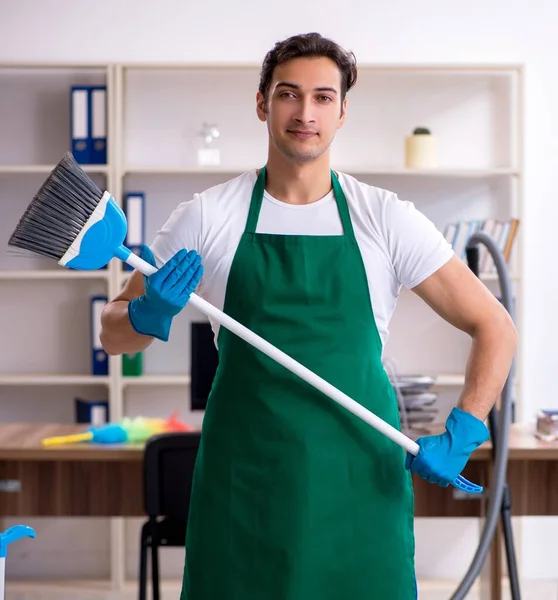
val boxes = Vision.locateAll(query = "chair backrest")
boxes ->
[143,431,201,521]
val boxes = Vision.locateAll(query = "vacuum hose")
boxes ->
[450,232,516,599]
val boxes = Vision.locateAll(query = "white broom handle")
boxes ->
[0,557,5,600]
[125,252,420,456]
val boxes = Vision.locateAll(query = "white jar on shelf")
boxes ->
[404,127,438,168]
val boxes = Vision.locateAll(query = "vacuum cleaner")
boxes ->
[449,232,521,600]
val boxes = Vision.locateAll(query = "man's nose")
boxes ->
[294,97,315,124]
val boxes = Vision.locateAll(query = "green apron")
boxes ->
[181,167,416,599]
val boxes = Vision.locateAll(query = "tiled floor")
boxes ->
[6,579,558,599]
[418,579,557,599]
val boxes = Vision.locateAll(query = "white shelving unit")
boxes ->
[121,166,520,176]
[0,165,109,174]
[0,375,110,385]
[0,270,109,280]
[0,60,523,598]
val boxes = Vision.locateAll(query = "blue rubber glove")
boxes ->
[128,245,203,342]
[405,407,490,487]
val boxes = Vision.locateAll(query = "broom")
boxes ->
[8,152,481,494]
[0,525,35,599]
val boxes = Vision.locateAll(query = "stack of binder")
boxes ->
[88,194,146,376]
[122,191,146,376]
[123,192,145,270]
[390,375,439,432]
[75,397,109,426]
[70,85,107,164]
[443,217,520,273]
[90,295,108,376]
[90,294,143,376]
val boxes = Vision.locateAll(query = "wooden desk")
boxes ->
[413,423,558,518]
[0,424,145,516]
[410,424,558,600]
[1,422,557,600]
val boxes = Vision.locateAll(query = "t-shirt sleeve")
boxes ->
[149,194,203,269]
[383,193,454,289]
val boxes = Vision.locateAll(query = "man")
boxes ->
[100,32,517,600]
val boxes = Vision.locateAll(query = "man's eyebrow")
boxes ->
[275,81,338,94]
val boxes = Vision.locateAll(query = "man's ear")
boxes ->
[256,91,267,122]
[338,98,347,129]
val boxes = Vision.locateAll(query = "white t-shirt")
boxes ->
[150,169,454,348]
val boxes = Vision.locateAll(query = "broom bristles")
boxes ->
[7,152,105,261]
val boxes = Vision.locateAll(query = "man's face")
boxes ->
[257,57,347,164]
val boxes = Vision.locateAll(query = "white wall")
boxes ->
[1,0,557,586]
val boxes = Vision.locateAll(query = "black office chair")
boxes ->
[139,431,200,600]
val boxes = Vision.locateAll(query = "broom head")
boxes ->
[8,152,128,270]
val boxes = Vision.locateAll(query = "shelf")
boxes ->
[480,272,519,281]
[128,373,518,389]
[347,168,520,177]
[432,374,519,387]
[0,270,109,280]
[119,272,516,287]
[123,166,519,177]
[0,375,110,385]
[0,269,513,284]
[122,374,191,386]
[123,165,253,175]
[433,374,465,386]
[0,62,109,70]
[0,164,109,174]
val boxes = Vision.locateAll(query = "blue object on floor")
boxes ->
[0,525,36,558]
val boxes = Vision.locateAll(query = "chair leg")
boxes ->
[152,540,161,600]
[139,522,149,600]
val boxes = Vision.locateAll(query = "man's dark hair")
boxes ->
[258,32,357,109]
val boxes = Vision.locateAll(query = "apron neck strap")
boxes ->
[245,166,355,238]
[245,166,267,233]
[330,169,356,239]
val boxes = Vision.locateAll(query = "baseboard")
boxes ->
[6,577,557,600]
[5,579,182,600]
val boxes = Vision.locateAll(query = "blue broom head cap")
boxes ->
[64,195,129,270]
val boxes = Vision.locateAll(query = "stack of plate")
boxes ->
[389,375,438,431]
